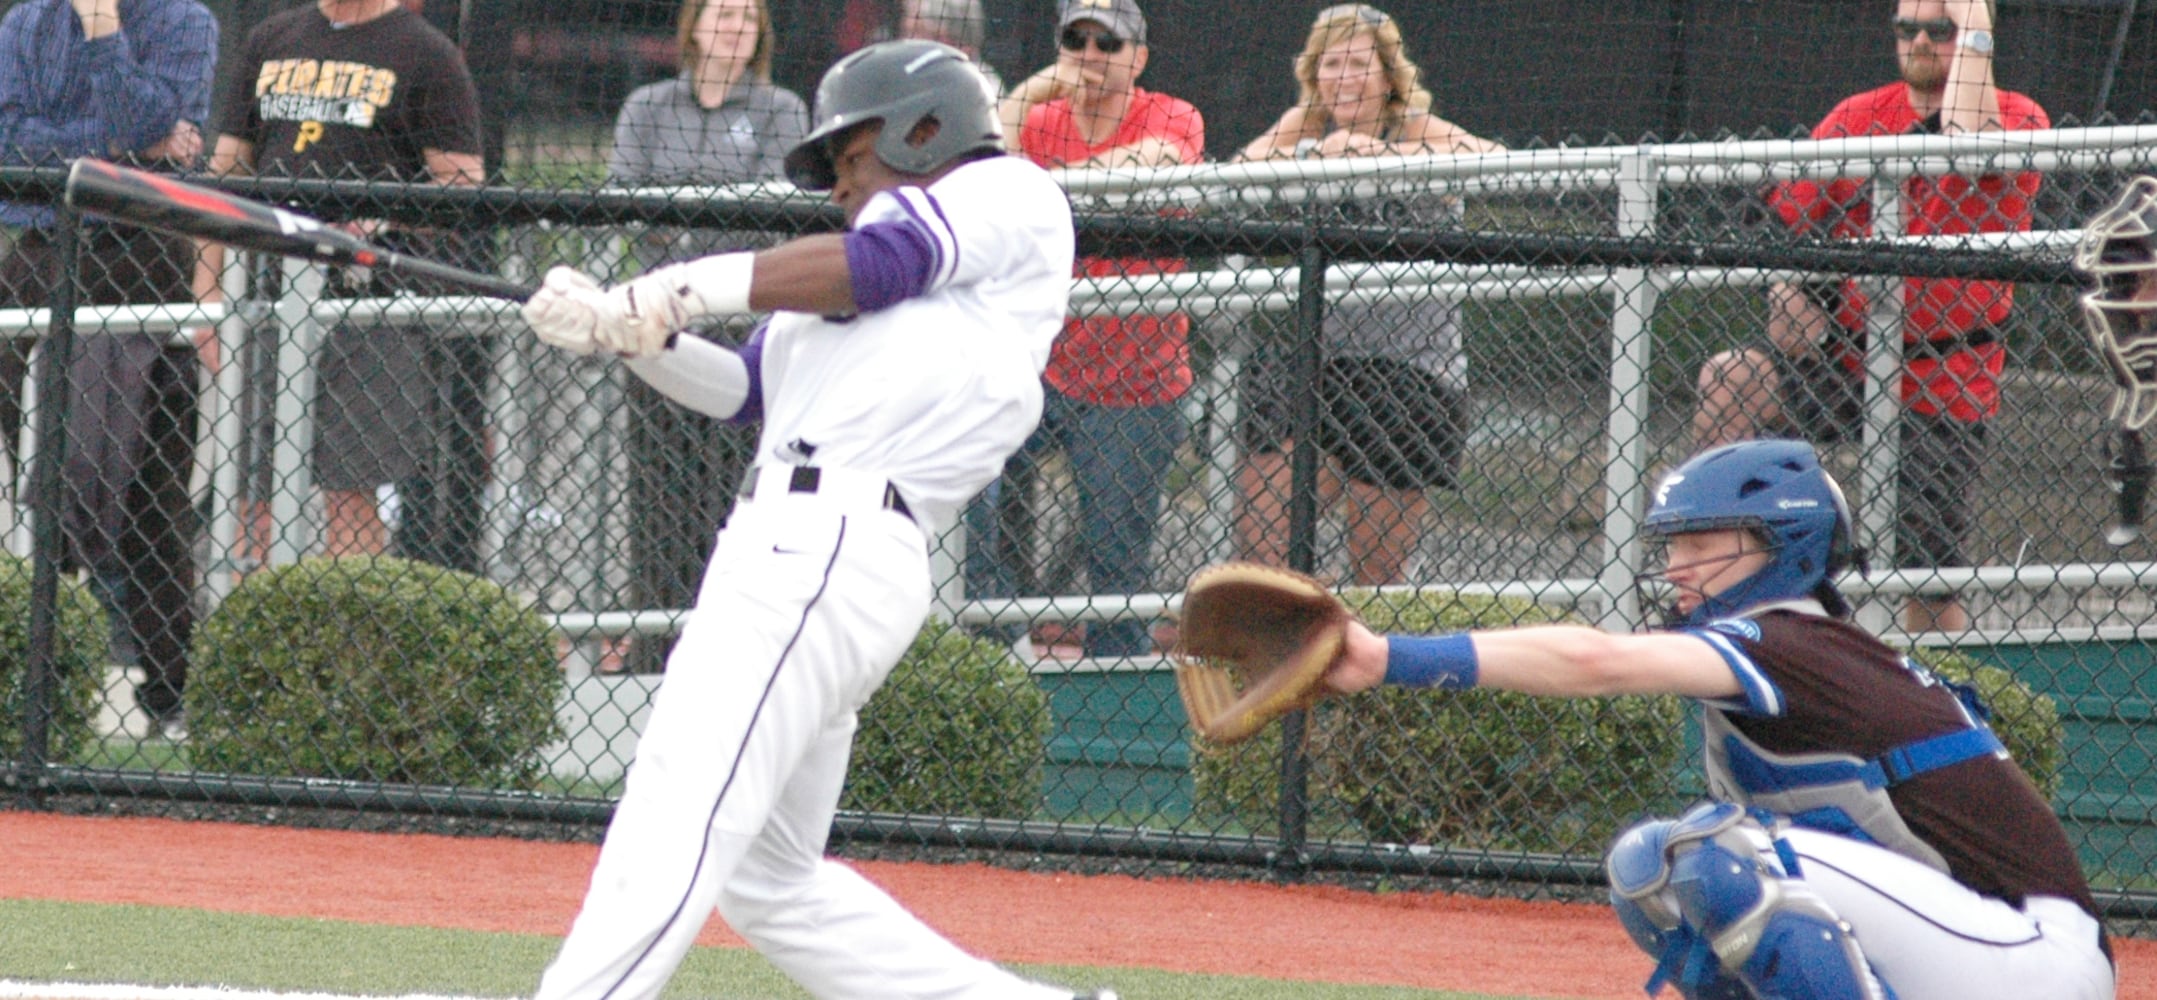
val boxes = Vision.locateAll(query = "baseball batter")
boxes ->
[519,40,1111,1000]
[1322,440,2112,999]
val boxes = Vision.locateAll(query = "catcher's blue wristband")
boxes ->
[1384,633,1479,690]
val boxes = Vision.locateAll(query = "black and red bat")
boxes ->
[63,157,536,301]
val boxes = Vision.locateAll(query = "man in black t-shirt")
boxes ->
[1320,439,2112,999]
[196,0,483,567]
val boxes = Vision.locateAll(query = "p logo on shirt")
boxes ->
[293,120,325,153]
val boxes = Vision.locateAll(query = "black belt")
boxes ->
[741,465,913,522]
[1904,326,2000,361]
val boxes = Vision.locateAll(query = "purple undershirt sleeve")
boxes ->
[728,322,768,425]
[842,220,937,313]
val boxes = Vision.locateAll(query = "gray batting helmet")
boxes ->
[783,39,1003,192]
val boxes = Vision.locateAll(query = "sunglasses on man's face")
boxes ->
[1891,17,1957,43]
[1059,26,1126,54]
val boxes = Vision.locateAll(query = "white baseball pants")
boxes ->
[535,480,1072,1000]
[1784,828,2114,1000]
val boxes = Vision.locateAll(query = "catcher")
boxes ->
[1176,438,2111,1000]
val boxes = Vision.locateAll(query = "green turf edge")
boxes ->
[0,898,1521,1000]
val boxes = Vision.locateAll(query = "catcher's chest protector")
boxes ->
[1700,709,1954,875]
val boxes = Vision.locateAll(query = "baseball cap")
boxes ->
[1058,0,1147,45]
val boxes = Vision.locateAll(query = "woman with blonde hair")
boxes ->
[1241,3,1498,161]
[1234,4,1501,586]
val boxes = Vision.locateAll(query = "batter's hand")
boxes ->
[521,266,608,356]
[596,254,757,358]
[591,273,672,359]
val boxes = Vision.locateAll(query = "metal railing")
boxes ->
[7,125,2152,643]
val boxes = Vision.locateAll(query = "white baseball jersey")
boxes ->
[750,154,1073,532]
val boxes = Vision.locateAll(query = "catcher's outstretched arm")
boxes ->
[1331,620,1745,702]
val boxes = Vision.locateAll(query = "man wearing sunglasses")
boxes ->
[966,0,1204,659]
[1691,0,2048,637]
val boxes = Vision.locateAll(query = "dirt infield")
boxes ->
[3,810,2150,999]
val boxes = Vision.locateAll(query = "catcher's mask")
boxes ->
[1638,439,1860,626]
[782,39,1003,191]
[2075,175,2157,432]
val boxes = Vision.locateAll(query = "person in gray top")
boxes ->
[609,0,808,260]
[606,0,807,672]
[1233,2,1500,586]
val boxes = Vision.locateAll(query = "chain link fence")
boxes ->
[6,125,2157,924]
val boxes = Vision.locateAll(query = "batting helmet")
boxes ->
[1642,439,1858,624]
[2075,175,2157,431]
[782,39,1003,191]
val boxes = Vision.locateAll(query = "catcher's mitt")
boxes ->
[1171,562,1353,745]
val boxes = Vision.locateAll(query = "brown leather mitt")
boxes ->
[1171,562,1352,745]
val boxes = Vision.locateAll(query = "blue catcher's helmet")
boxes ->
[1643,439,1859,625]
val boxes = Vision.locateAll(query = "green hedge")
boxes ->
[188,558,563,788]
[843,621,1048,818]
[0,554,106,762]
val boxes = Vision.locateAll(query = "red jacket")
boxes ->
[1766,82,2049,421]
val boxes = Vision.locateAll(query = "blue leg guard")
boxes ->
[1609,804,1892,1000]
[1608,817,1748,1000]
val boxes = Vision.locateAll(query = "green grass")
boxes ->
[0,898,1515,1000]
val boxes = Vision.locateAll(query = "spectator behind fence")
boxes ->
[1691,0,2047,634]
[0,0,216,740]
[896,0,1000,93]
[968,0,1201,658]
[606,0,806,672]
[1320,439,2111,999]
[196,0,484,564]
[1233,2,1500,586]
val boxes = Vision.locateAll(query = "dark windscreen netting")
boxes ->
[477,0,2157,174]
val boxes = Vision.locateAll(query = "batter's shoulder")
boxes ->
[930,155,1072,232]
[941,151,1054,191]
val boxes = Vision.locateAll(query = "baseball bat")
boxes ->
[63,157,536,301]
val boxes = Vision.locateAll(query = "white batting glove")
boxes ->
[520,266,607,357]
[598,271,692,359]
[596,253,757,359]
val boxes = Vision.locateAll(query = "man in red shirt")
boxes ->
[967,0,1203,657]
[1692,0,2047,634]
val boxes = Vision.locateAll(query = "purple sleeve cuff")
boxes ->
[728,322,768,425]
[843,220,936,313]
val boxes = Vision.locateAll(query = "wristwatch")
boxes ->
[1960,29,1995,55]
